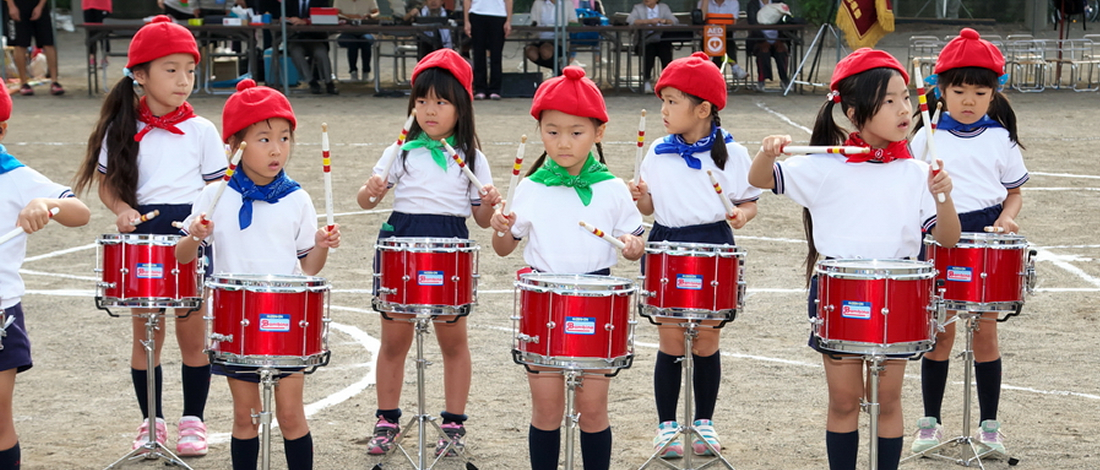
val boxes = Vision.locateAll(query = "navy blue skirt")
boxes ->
[0,304,33,373]
[378,211,469,239]
[133,204,193,235]
[959,204,1003,233]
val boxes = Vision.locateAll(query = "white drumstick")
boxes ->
[706,170,737,221]
[370,110,417,203]
[984,226,1005,233]
[0,207,59,246]
[633,109,646,186]
[129,209,160,226]
[913,67,946,204]
[782,145,870,155]
[579,221,625,249]
[442,139,486,193]
[931,101,942,132]
[498,135,526,237]
[196,142,246,241]
[321,123,335,231]
[171,221,184,229]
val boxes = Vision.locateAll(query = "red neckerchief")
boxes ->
[841,132,913,164]
[134,97,196,142]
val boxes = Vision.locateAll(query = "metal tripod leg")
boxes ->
[104,311,194,470]
[862,354,886,470]
[563,368,582,470]
[256,368,278,470]
[638,322,734,470]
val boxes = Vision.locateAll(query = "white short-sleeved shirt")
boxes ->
[642,137,761,228]
[509,178,644,273]
[909,122,1028,214]
[98,117,227,206]
[0,166,75,308]
[373,144,493,217]
[181,183,317,276]
[469,0,507,17]
[773,154,938,259]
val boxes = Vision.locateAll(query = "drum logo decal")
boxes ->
[564,317,596,335]
[676,274,704,290]
[417,271,445,286]
[259,314,292,332]
[946,266,973,282]
[841,301,872,319]
[135,263,164,279]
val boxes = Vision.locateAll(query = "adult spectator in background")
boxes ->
[698,0,746,79]
[627,0,677,94]
[7,0,64,95]
[280,0,339,94]
[158,0,201,19]
[336,0,379,81]
[83,0,112,71]
[464,0,512,100]
[404,0,453,59]
[745,0,790,91]
[525,0,577,70]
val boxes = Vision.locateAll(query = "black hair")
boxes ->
[526,117,607,176]
[401,67,481,172]
[74,63,151,207]
[802,67,903,284]
[912,66,1023,149]
[227,119,297,151]
[680,91,728,170]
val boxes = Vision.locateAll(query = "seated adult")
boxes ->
[283,0,339,94]
[698,0,746,79]
[335,0,379,81]
[626,0,677,93]
[525,0,577,70]
[404,0,454,59]
[746,0,791,91]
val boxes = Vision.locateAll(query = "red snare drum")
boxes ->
[207,274,330,368]
[640,242,745,323]
[374,238,478,316]
[513,273,636,370]
[925,233,1034,312]
[814,259,937,355]
[96,234,203,309]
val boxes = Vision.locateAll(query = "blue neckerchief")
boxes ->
[937,112,1003,133]
[227,169,302,230]
[652,124,735,170]
[0,144,25,175]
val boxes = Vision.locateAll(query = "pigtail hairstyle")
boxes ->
[526,119,607,177]
[681,92,728,170]
[912,66,1023,149]
[401,67,481,172]
[74,66,149,208]
[802,67,902,284]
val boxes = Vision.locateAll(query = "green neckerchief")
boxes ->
[528,153,615,206]
[401,133,456,170]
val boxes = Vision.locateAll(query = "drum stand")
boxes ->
[639,321,734,470]
[901,311,1013,468]
[373,313,478,470]
[560,367,585,470]
[104,309,194,470]
[254,367,281,470]
[861,352,887,470]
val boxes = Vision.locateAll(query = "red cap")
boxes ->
[221,79,297,143]
[655,52,727,110]
[530,66,608,122]
[0,88,11,122]
[934,28,1005,75]
[830,48,909,91]
[126,15,200,69]
[411,48,473,99]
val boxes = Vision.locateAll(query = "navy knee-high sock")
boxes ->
[528,426,560,470]
[440,411,467,425]
[131,366,163,419]
[692,351,721,421]
[654,351,681,423]
[877,436,904,470]
[580,427,612,470]
[231,437,259,470]
[284,432,313,470]
[825,430,859,470]
[181,364,211,420]
[975,358,1002,422]
[920,358,950,422]
[0,442,20,470]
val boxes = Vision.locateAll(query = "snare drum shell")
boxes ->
[376,238,476,309]
[926,233,1027,305]
[209,278,326,360]
[516,275,633,363]
[99,234,201,302]
[816,260,934,349]
[643,243,741,313]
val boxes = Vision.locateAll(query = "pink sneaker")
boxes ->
[176,416,208,457]
[132,418,168,450]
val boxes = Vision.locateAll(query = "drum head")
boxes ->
[208,274,329,292]
[97,233,181,246]
[815,259,935,280]
[644,241,744,258]
[926,232,1028,249]
[375,237,477,252]
[517,273,634,294]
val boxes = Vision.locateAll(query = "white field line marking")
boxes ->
[1023,187,1100,192]
[19,270,98,282]
[1030,171,1100,180]
[1036,244,1100,249]
[754,101,814,135]
[1035,248,1100,288]
[24,243,96,262]
[24,289,96,296]
[206,317,379,445]
[318,209,394,218]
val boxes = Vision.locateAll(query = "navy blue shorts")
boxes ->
[212,363,304,383]
[959,204,1003,233]
[377,211,469,239]
[0,304,34,374]
[643,220,735,273]
[10,1,54,48]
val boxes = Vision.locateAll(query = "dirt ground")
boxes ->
[6,23,1099,469]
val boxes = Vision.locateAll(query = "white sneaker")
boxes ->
[653,421,683,459]
[349,70,359,82]
[977,420,1006,457]
[176,416,208,457]
[910,417,944,453]
[730,63,747,80]
[692,419,722,456]
[644,81,653,94]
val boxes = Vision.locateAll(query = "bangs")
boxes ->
[938,66,999,89]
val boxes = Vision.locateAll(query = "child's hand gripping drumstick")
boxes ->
[913,67,947,203]
[0,207,59,246]
[321,123,335,232]
[984,226,1006,233]
[706,170,738,223]
[196,142,246,240]
[579,221,626,249]
[633,110,646,195]
[369,110,417,203]
[441,139,487,194]
[129,209,160,226]
[780,146,871,155]
[498,135,526,237]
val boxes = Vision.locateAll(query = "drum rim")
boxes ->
[207,273,330,290]
[815,258,935,278]
[924,232,1028,248]
[644,241,745,256]
[375,237,478,251]
[97,233,182,245]
[512,350,634,371]
[516,273,635,292]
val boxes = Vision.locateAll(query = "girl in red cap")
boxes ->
[629,51,759,459]
[175,79,341,470]
[908,28,1027,457]
[73,15,226,457]
[357,48,501,457]
[747,48,961,470]
[490,66,645,470]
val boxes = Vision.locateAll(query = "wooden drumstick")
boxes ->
[129,209,160,226]
[171,221,184,229]
[498,135,526,237]
[984,226,1005,233]
[321,123,335,232]
[781,145,870,155]
[931,102,942,132]
[633,109,646,186]
[196,142,246,240]
[706,170,737,221]
[913,67,946,203]
[0,207,59,246]
[579,221,626,249]
[370,110,417,203]
[442,139,487,194]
